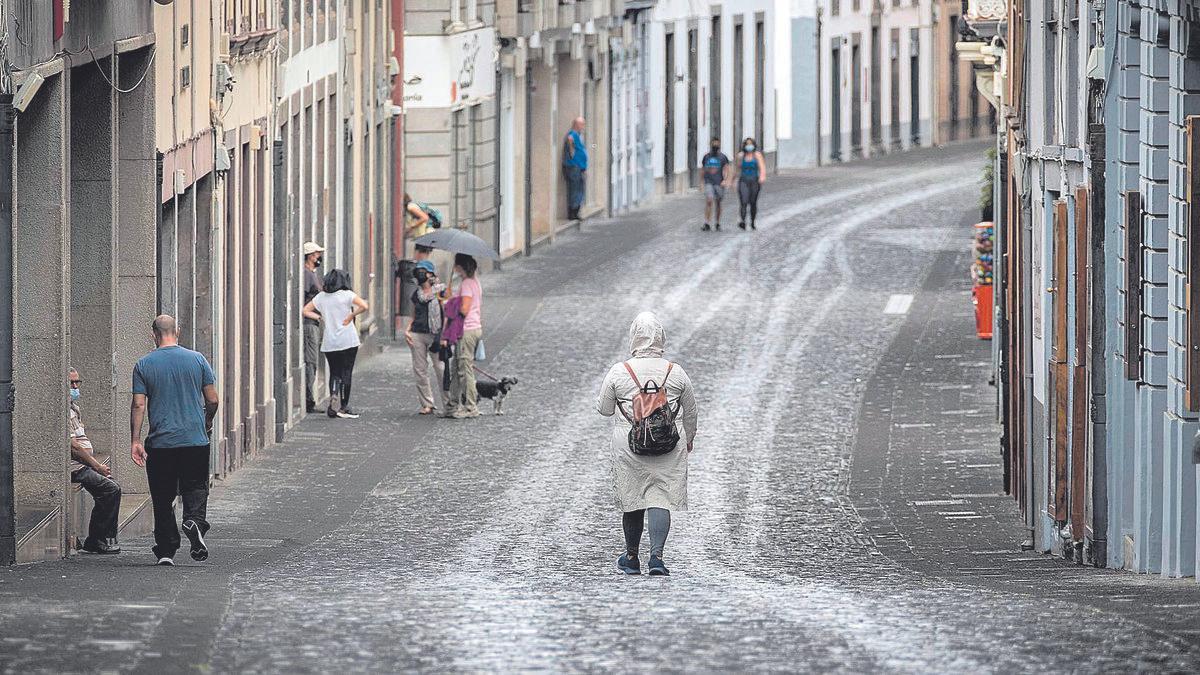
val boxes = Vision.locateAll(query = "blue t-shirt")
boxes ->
[132,345,216,448]
[563,130,588,170]
[701,151,730,185]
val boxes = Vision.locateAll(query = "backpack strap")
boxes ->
[622,362,642,389]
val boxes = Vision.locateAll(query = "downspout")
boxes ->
[493,59,502,268]
[605,45,613,217]
[390,0,405,333]
[272,139,287,442]
[523,58,533,258]
[0,94,14,565]
[1087,121,1108,566]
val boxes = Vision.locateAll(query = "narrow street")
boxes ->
[2,143,1197,673]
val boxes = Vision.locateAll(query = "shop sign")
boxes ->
[403,27,496,108]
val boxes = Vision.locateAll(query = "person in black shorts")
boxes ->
[700,138,731,231]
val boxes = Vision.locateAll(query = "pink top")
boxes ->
[459,276,483,331]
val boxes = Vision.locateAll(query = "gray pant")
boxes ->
[409,332,448,410]
[304,322,322,408]
[450,328,482,413]
[623,507,671,558]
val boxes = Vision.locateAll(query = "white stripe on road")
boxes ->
[883,294,914,315]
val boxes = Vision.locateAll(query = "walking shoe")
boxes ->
[439,408,459,418]
[452,408,481,419]
[617,553,641,575]
[648,556,670,576]
[737,221,746,230]
[156,557,175,566]
[306,403,318,413]
[182,519,208,561]
[750,221,756,230]
[81,538,120,554]
[714,223,721,231]
[336,406,361,419]
[701,223,711,231]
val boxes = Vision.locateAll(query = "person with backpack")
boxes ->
[596,311,698,576]
[404,193,443,241]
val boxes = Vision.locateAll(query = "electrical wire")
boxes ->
[87,41,156,94]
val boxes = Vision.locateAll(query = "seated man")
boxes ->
[68,368,121,554]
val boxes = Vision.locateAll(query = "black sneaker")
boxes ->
[182,519,208,561]
[701,223,711,231]
[156,557,175,566]
[714,223,721,231]
[337,406,361,419]
[81,538,120,554]
[306,402,317,413]
[617,553,641,575]
[737,221,746,230]
[648,556,670,576]
[750,221,756,230]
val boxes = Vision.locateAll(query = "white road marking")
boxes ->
[883,294,914,315]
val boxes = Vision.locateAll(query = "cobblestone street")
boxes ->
[2,142,1198,673]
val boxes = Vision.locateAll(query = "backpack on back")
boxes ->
[418,202,443,229]
[617,362,681,456]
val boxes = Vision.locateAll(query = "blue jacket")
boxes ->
[563,130,588,170]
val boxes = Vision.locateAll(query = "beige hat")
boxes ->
[302,241,325,256]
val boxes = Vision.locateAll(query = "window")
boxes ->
[1125,190,1143,380]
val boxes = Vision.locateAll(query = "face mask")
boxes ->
[711,144,720,152]
[744,144,755,152]
[70,388,80,401]
[314,257,323,267]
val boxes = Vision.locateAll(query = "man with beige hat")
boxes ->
[303,241,326,412]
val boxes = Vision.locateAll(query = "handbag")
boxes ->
[474,338,486,361]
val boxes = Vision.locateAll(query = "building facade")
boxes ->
[815,0,992,165]
[981,0,1200,578]
[0,2,158,563]
[777,0,821,168]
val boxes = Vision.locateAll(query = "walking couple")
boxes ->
[406,252,486,419]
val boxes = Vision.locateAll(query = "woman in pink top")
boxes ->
[446,253,484,419]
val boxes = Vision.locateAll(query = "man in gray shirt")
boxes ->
[303,241,325,413]
[130,315,219,566]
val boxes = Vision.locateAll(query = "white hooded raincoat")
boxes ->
[597,312,698,512]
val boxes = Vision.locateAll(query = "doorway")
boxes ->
[910,29,920,145]
[870,25,882,151]
[851,36,862,158]
[831,42,842,161]
[688,28,699,188]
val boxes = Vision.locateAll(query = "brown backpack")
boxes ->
[617,362,681,456]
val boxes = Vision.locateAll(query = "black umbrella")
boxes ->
[412,229,500,260]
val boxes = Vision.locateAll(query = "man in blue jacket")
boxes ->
[562,116,588,221]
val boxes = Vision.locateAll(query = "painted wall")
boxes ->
[776,0,819,168]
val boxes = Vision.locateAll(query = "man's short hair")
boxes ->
[152,315,178,338]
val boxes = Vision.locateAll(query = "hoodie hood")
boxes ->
[628,311,666,358]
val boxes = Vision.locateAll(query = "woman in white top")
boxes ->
[597,311,698,576]
[303,268,369,419]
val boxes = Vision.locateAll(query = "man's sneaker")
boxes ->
[156,557,175,566]
[648,556,670,576]
[617,553,641,575]
[182,519,208,561]
[737,221,746,230]
[701,223,711,232]
[81,538,120,554]
[336,406,361,419]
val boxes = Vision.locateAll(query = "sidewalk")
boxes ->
[848,219,1200,646]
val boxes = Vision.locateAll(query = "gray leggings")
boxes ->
[622,508,671,558]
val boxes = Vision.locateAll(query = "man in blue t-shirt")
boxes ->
[130,315,219,566]
[700,137,731,231]
[562,116,589,221]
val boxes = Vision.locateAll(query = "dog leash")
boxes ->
[472,364,502,383]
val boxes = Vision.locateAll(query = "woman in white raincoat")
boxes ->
[597,312,698,576]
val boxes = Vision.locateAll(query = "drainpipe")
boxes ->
[272,139,287,442]
[390,0,405,333]
[0,94,14,565]
[523,58,533,258]
[493,59,502,268]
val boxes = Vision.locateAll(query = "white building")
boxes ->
[634,0,776,195]
[775,0,820,168]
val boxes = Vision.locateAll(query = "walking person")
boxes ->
[304,268,368,419]
[735,137,767,230]
[68,368,122,554]
[405,261,448,415]
[562,116,588,221]
[700,137,732,231]
[597,312,698,576]
[446,253,483,419]
[129,315,219,566]
[302,241,325,413]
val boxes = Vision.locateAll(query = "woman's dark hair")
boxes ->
[454,253,478,278]
[323,268,354,293]
[742,137,757,148]
[403,192,412,206]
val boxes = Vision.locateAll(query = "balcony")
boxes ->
[961,0,1005,40]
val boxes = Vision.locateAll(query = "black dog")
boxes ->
[473,377,518,415]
